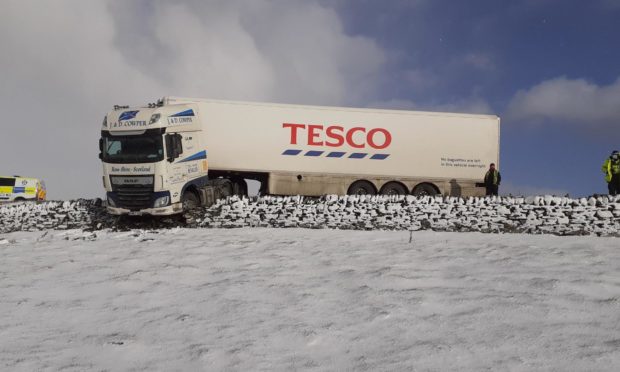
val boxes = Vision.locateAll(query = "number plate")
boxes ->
[110,176,154,186]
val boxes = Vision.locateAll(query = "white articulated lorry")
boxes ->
[100,97,500,216]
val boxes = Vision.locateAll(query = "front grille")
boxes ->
[110,176,155,210]
[112,184,154,210]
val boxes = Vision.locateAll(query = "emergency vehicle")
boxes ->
[0,176,46,203]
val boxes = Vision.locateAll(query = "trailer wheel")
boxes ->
[348,180,376,195]
[412,183,438,196]
[380,182,408,195]
[181,191,200,211]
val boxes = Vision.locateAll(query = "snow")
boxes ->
[1,228,619,371]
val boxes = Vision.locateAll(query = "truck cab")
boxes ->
[100,101,208,215]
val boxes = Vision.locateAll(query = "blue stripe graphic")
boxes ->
[177,150,207,163]
[327,152,346,158]
[13,187,25,193]
[170,109,195,117]
[370,154,390,160]
[119,110,139,121]
[282,149,302,155]
[282,149,389,159]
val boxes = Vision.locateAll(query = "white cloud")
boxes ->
[367,96,493,115]
[106,0,386,106]
[426,97,493,115]
[506,76,620,132]
[0,0,386,199]
[403,69,437,90]
[366,99,418,110]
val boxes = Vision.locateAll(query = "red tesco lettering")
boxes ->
[283,123,391,150]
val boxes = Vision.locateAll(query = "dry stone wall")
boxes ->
[2,195,619,237]
[196,195,620,236]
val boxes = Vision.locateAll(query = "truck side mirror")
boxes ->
[98,138,103,160]
[165,134,175,162]
[166,133,183,162]
[174,133,183,158]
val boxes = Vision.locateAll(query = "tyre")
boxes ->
[412,183,438,196]
[181,191,200,211]
[380,182,408,195]
[214,179,233,198]
[347,180,376,195]
[231,178,248,197]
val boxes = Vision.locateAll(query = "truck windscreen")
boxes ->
[101,132,164,164]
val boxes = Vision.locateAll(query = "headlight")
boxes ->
[107,196,116,207]
[153,196,170,208]
[149,113,161,125]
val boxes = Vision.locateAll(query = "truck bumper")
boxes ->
[106,191,182,216]
[106,202,183,216]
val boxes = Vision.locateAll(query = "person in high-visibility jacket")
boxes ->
[484,163,501,196]
[602,150,620,196]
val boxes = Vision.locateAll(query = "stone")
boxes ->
[596,210,614,219]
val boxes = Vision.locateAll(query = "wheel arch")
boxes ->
[180,175,209,198]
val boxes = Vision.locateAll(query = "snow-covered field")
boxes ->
[1,228,619,371]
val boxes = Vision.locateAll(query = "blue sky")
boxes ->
[1,0,619,198]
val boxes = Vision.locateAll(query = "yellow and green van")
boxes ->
[0,176,46,203]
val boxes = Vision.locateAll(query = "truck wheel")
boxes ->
[181,191,200,211]
[412,183,438,196]
[348,180,376,195]
[232,178,248,197]
[380,182,407,195]
[216,179,234,198]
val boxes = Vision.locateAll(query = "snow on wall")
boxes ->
[0,200,100,233]
[1,195,619,236]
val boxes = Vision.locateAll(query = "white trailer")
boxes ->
[100,97,499,215]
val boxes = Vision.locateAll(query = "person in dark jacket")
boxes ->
[484,163,501,196]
